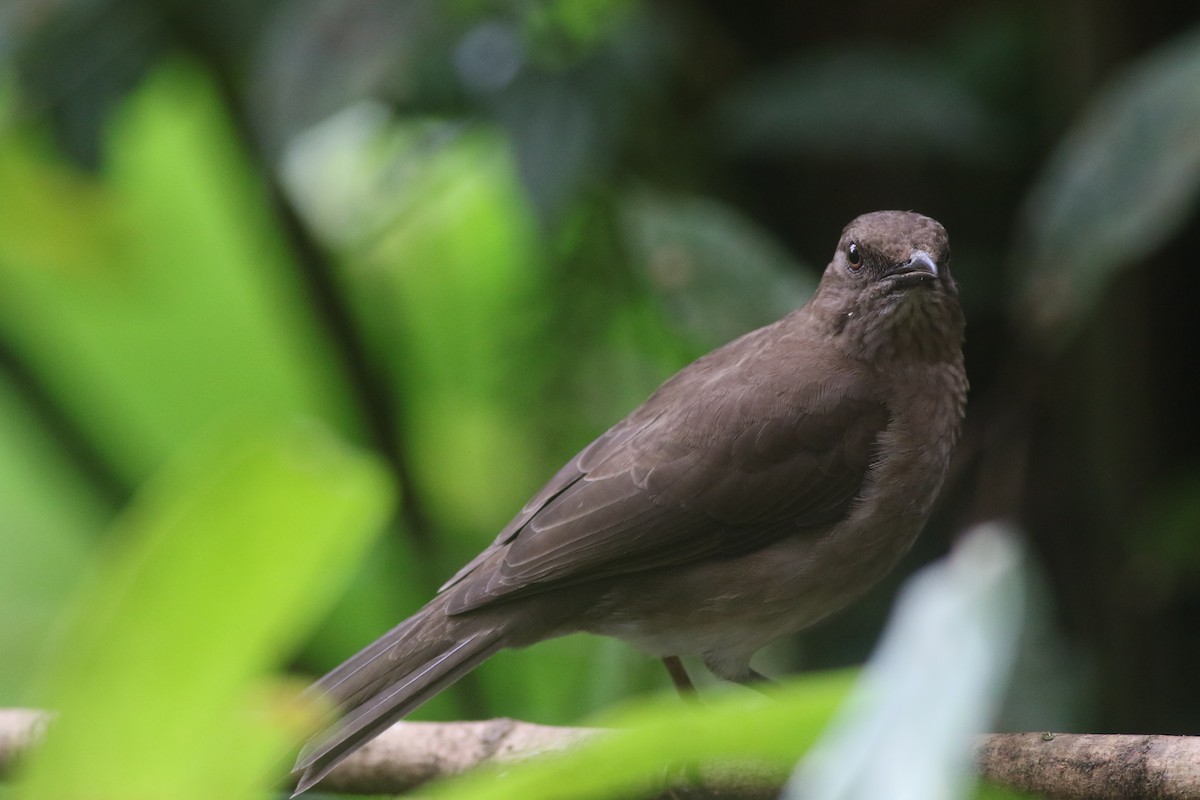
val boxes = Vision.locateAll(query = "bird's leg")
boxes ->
[661,656,698,699]
[659,656,706,791]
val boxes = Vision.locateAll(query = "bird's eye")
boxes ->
[847,242,863,270]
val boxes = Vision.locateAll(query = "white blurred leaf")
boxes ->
[788,523,1026,800]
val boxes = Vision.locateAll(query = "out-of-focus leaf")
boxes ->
[787,524,1026,800]
[287,107,609,718]
[299,531,424,672]
[285,108,546,545]
[482,9,663,224]
[494,72,603,222]
[429,670,856,800]
[1013,25,1200,345]
[0,60,365,485]
[0,376,105,703]
[1120,472,1200,614]
[522,0,637,57]
[16,421,394,800]
[3,0,162,168]
[250,0,447,157]
[281,103,448,248]
[620,190,816,348]
[717,50,1011,164]
[0,127,120,273]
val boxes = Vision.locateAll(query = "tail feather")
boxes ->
[306,609,430,708]
[292,598,505,796]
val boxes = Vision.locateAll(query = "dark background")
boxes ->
[2,0,1199,744]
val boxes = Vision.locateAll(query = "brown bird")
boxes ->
[292,210,967,794]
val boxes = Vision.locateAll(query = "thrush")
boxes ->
[292,209,967,794]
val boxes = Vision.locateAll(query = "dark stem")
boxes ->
[0,338,128,511]
[150,2,438,555]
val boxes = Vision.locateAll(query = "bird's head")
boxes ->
[813,210,963,362]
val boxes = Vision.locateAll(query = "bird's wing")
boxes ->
[443,329,889,614]
[437,417,650,592]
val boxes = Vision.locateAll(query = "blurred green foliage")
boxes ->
[1,0,1199,796]
[435,670,855,800]
[0,64,363,482]
[19,422,392,799]
[0,376,98,704]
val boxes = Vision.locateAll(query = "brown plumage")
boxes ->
[292,210,967,795]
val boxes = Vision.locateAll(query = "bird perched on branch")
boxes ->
[293,210,967,795]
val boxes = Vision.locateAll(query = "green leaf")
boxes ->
[0,376,105,704]
[0,60,365,484]
[15,421,394,800]
[1014,25,1200,344]
[285,112,548,540]
[429,670,855,800]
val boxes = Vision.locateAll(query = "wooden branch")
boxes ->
[301,717,601,794]
[4,709,1200,799]
[975,732,1200,800]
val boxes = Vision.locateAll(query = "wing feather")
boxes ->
[443,320,890,614]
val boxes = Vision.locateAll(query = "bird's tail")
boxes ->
[291,594,505,796]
